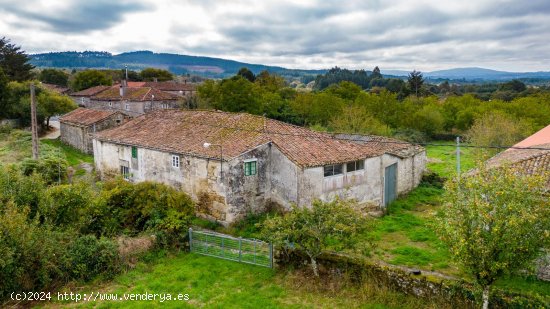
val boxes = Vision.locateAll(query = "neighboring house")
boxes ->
[60,108,128,154]
[486,124,550,188]
[93,110,426,224]
[142,81,197,97]
[88,85,180,117]
[70,85,112,107]
[485,124,550,282]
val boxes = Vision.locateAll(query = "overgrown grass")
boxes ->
[0,130,92,170]
[42,139,93,166]
[425,142,476,178]
[41,252,446,309]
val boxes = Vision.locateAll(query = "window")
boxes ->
[244,160,257,176]
[125,104,130,111]
[346,160,364,172]
[131,146,137,158]
[172,155,180,168]
[120,165,130,179]
[108,102,112,107]
[324,164,343,177]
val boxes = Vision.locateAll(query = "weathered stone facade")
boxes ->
[93,138,426,225]
[60,109,127,153]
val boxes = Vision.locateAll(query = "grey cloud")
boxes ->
[2,0,148,33]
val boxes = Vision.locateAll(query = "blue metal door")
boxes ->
[384,163,397,207]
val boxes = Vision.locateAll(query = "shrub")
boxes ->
[0,201,71,299]
[66,235,120,281]
[21,156,68,184]
[39,182,94,228]
[87,179,195,245]
[0,165,45,217]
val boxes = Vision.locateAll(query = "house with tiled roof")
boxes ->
[70,85,111,106]
[92,110,426,224]
[60,108,129,153]
[486,124,550,188]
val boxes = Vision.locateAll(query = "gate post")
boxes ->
[188,227,193,252]
[238,237,242,262]
[269,242,273,268]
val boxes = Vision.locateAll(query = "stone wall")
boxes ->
[279,250,549,308]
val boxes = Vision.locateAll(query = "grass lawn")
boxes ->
[0,129,93,169]
[40,252,443,309]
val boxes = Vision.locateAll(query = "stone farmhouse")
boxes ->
[70,83,181,117]
[93,110,426,224]
[60,108,129,154]
[486,123,550,188]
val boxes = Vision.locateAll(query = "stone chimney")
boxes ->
[119,80,127,97]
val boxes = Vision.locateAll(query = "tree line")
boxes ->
[198,68,550,149]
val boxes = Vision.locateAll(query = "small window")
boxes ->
[125,104,130,111]
[109,102,112,107]
[120,165,130,179]
[172,155,180,168]
[347,160,365,172]
[244,161,257,176]
[324,164,343,177]
[131,146,137,158]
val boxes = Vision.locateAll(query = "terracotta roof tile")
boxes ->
[60,108,120,126]
[143,81,196,91]
[91,87,179,101]
[71,85,111,97]
[94,110,422,167]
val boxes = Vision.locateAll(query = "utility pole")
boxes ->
[125,65,128,80]
[456,136,461,179]
[30,84,39,160]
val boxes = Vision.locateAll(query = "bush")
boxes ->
[66,235,120,281]
[0,201,71,299]
[392,128,427,143]
[0,166,45,217]
[21,156,68,184]
[39,182,94,228]
[87,179,195,245]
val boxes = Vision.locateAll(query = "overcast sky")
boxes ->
[1,0,549,71]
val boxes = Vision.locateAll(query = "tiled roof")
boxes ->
[333,134,423,158]
[143,81,197,92]
[94,110,422,167]
[91,87,179,101]
[486,142,550,187]
[60,108,120,126]
[71,85,111,97]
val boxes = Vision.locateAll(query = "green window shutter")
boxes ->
[132,146,137,158]
[244,161,257,176]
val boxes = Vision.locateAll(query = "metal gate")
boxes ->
[189,228,273,268]
[384,163,397,207]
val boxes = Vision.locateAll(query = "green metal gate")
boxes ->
[384,163,397,207]
[189,228,273,268]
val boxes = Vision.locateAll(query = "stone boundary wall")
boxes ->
[276,249,549,308]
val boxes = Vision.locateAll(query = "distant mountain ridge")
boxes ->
[383,67,550,81]
[30,50,325,78]
[30,51,550,81]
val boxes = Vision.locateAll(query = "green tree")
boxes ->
[38,90,77,128]
[261,198,369,277]
[237,67,256,82]
[38,69,69,86]
[329,105,391,136]
[140,67,174,82]
[325,81,362,101]
[435,166,550,309]
[407,70,424,97]
[465,111,532,158]
[0,68,8,118]
[70,70,112,91]
[371,66,382,79]
[0,37,34,81]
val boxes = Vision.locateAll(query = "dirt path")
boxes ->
[41,120,60,139]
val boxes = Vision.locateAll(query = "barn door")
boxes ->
[384,163,397,207]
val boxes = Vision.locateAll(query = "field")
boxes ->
[41,252,446,309]
[0,129,93,171]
